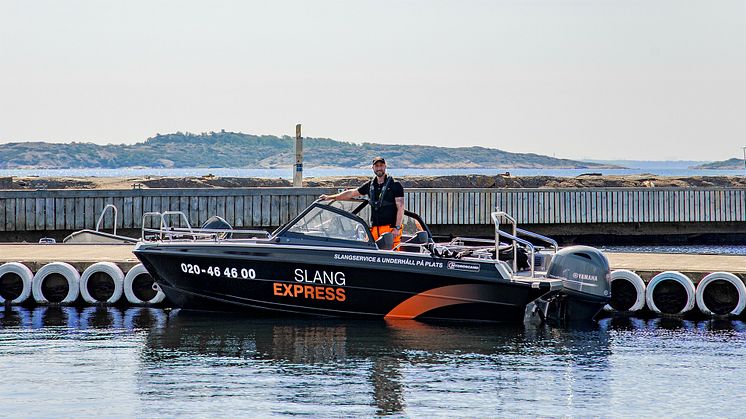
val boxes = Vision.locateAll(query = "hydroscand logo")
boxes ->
[571,272,598,281]
[447,261,481,272]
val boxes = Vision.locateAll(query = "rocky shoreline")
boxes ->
[3,174,746,190]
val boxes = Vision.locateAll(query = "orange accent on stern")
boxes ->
[384,284,487,319]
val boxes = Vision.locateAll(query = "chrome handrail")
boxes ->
[515,227,559,253]
[141,211,270,242]
[95,204,118,235]
[142,211,197,241]
[492,211,539,277]
[450,237,495,245]
[492,211,517,272]
[498,229,537,277]
[490,211,561,278]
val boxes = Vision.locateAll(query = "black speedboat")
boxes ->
[133,199,611,323]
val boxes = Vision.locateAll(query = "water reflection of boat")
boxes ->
[147,313,530,360]
[134,199,612,323]
[140,312,613,415]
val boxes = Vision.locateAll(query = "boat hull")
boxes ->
[134,243,555,322]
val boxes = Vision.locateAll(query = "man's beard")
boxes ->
[374,169,385,177]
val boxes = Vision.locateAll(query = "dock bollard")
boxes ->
[645,271,696,315]
[695,272,746,317]
[604,270,646,313]
[0,262,33,305]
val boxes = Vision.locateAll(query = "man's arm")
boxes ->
[320,188,363,201]
[394,196,405,233]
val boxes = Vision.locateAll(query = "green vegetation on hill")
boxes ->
[0,131,614,169]
[694,158,744,170]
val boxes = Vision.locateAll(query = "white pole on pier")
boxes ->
[293,124,303,187]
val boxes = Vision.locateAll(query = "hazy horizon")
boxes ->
[1,1,744,161]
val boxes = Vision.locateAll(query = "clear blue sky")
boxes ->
[1,0,744,160]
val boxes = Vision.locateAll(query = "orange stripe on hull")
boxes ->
[384,284,491,320]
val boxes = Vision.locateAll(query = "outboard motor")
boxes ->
[544,246,611,322]
[201,216,233,239]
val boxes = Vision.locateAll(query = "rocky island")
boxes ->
[0,131,618,170]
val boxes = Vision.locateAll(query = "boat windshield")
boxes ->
[326,198,434,240]
[286,204,372,243]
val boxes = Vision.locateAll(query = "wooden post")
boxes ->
[293,124,303,187]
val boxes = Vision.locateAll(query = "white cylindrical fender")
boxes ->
[0,262,34,304]
[695,272,746,317]
[124,264,165,305]
[79,262,124,305]
[604,269,646,312]
[32,262,80,304]
[646,271,696,315]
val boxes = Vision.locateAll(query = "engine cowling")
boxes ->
[545,246,611,322]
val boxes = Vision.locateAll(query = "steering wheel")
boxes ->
[355,224,368,241]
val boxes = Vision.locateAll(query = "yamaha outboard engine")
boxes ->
[544,246,611,323]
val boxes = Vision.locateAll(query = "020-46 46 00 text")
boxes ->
[181,263,256,279]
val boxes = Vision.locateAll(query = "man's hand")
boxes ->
[321,189,360,202]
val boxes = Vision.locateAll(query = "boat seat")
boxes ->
[375,232,394,250]
[399,230,429,252]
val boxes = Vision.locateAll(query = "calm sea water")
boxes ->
[2,167,745,178]
[1,307,745,417]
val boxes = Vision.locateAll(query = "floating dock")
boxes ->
[605,252,746,282]
[2,243,745,319]
[0,244,138,272]
[3,244,744,283]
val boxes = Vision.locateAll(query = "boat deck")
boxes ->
[0,244,743,283]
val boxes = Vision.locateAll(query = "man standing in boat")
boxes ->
[320,157,405,249]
